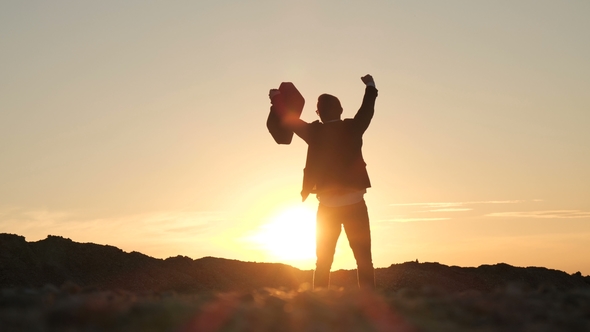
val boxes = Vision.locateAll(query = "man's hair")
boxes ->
[317,94,343,122]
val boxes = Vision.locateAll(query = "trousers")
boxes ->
[313,200,375,289]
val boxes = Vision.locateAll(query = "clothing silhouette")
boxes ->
[269,75,378,289]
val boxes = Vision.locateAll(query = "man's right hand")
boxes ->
[269,89,281,100]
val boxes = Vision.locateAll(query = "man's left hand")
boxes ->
[361,74,375,86]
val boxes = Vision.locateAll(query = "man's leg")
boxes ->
[314,204,342,289]
[342,200,375,289]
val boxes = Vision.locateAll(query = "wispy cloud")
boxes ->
[390,200,526,207]
[0,207,233,259]
[389,200,528,215]
[0,207,229,239]
[378,217,451,223]
[486,210,590,219]
[429,208,473,212]
[384,199,546,222]
[138,211,228,234]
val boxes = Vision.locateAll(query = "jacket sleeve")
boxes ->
[282,116,311,143]
[353,85,378,134]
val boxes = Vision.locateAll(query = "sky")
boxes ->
[1,1,589,275]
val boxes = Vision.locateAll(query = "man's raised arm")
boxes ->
[354,74,378,134]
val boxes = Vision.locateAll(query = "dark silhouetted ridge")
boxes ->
[1,233,588,293]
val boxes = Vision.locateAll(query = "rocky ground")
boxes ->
[2,234,590,331]
[2,282,590,332]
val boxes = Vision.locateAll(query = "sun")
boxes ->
[249,205,317,263]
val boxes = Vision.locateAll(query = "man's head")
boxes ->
[317,94,343,122]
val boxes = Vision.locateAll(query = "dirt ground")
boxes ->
[2,284,590,332]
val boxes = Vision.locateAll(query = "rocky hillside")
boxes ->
[1,233,588,293]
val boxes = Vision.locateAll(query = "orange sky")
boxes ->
[1,1,589,274]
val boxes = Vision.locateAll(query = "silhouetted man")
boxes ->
[269,75,378,289]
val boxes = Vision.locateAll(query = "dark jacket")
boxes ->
[289,86,378,201]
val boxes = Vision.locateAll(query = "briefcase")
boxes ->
[266,82,305,145]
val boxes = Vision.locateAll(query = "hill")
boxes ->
[1,233,589,293]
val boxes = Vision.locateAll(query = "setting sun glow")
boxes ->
[249,206,316,264]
